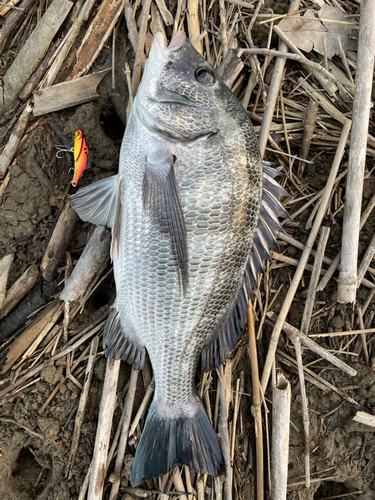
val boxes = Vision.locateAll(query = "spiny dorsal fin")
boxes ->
[142,154,189,295]
[201,162,288,371]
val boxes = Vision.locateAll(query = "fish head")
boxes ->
[135,31,228,142]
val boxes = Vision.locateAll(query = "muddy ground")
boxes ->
[1,2,375,500]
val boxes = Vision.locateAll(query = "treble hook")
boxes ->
[55,144,73,158]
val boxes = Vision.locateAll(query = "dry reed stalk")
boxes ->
[109,366,139,500]
[88,357,121,500]
[338,0,375,303]
[247,301,263,500]
[218,363,232,500]
[353,412,375,428]
[66,336,99,480]
[261,119,352,392]
[0,253,14,309]
[131,0,152,96]
[271,373,291,500]
[257,0,302,156]
[293,338,310,487]
[300,226,330,335]
[0,263,39,321]
[356,307,369,366]
[129,378,154,436]
[357,232,375,288]
[187,0,202,55]
[266,312,356,377]
[0,102,32,175]
[298,100,318,177]
[317,191,375,292]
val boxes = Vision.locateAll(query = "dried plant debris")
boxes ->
[277,6,358,58]
[0,0,375,499]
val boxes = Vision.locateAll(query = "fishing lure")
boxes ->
[71,129,88,187]
[55,129,89,187]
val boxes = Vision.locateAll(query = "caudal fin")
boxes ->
[130,398,224,486]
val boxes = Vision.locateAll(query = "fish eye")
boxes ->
[195,66,215,86]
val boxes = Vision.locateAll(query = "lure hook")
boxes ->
[55,144,73,158]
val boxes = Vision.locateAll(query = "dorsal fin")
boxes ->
[201,162,288,371]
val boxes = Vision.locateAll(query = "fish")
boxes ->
[71,128,88,187]
[69,31,288,486]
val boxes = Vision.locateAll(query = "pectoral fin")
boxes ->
[142,155,189,295]
[69,175,120,228]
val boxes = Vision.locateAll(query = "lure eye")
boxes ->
[195,66,215,86]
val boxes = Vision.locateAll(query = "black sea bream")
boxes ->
[70,31,287,486]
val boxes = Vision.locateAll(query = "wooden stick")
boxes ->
[257,0,302,157]
[261,119,352,392]
[129,378,154,437]
[88,357,121,500]
[247,301,263,500]
[0,253,14,309]
[66,336,99,480]
[41,202,78,281]
[0,102,32,176]
[266,312,357,377]
[0,263,39,321]
[300,226,330,334]
[357,307,369,366]
[218,0,228,58]
[60,226,111,303]
[187,0,202,55]
[338,0,375,303]
[293,338,310,487]
[271,373,291,500]
[109,366,139,500]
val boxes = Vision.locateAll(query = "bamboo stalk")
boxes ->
[338,0,375,303]
[261,119,352,393]
[271,373,291,500]
[218,364,232,500]
[88,358,121,500]
[247,301,263,500]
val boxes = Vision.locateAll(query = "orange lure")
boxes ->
[71,129,88,187]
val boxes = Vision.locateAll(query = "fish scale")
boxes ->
[69,30,288,486]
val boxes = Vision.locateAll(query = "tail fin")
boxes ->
[130,398,224,486]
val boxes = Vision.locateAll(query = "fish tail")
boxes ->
[130,398,224,486]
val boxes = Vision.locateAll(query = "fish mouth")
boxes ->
[154,31,186,62]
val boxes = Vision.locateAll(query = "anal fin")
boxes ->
[104,307,145,370]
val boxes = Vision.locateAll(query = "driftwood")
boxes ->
[338,0,375,303]
[1,299,62,373]
[33,70,109,117]
[271,373,291,500]
[60,226,111,303]
[40,201,78,281]
[0,263,39,321]
[0,103,33,176]
[68,0,125,79]
[0,253,14,309]
[3,0,72,110]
